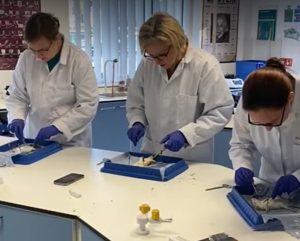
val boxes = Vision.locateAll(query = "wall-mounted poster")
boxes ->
[284,5,300,42]
[0,0,41,70]
[294,5,300,22]
[257,9,277,41]
[284,5,293,22]
[201,0,239,62]
[282,4,300,74]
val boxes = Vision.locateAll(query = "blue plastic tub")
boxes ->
[227,187,283,231]
[0,138,62,165]
[236,60,266,80]
[101,152,188,181]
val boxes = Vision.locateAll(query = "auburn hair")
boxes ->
[243,57,295,111]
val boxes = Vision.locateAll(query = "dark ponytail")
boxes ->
[265,57,286,72]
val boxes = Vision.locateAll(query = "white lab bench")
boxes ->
[0,137,294,241]
[0,98,6,111]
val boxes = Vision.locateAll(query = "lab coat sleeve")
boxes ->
[292,75,300,180]
[6,52,30,122]
[179,62,234,147]
[228,99,258,171]
[292,170,300,181]
[52,54,98,141]
[126,61,147,127]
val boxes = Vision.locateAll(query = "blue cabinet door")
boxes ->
[214,129,233,169]
[0,205,73,241]
[92,101,129,152]
[81,224,107,241]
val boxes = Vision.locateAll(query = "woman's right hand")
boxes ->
[8,119,25,141]
[127,122,145,146]
[234,167,255,195]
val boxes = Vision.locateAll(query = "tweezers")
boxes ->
[152,147,166,160]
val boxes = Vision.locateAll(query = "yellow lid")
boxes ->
[139,204,150,214]
[151,209,160,221]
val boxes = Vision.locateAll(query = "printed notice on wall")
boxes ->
[201,0,239,62]
[283,5,300,41]
[0,0,40,70]
[282,4,300,74]
[257,9,277,41]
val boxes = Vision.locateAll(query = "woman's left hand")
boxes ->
[160,130,187,152]
[34,125,61,144]
[271,175,300,199]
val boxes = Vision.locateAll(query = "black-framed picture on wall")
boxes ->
[201,0,239,63]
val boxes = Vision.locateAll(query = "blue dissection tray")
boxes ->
[227,187,283,231]
[100,152,188,181]
[0,138,62,165]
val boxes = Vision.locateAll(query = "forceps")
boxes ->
[205,184,232,191]
[128,141,133,164]
[151,147,166,160]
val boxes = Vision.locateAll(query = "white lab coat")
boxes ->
[6,40,99,147]
[126,48,234,162]
[229,78,300,183]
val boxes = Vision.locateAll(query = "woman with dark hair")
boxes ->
[6,12,98,147]
[230,57,300,198]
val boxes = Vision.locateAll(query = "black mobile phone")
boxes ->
[53,173,84,186]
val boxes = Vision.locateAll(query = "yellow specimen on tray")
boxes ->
[134,156,156,167]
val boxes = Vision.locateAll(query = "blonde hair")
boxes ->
[139,12,188,55]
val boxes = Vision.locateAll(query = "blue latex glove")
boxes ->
[271,175,300,199]
[160,130,187,152]
[8,119,25,141]
[127,122,145,146]
[35,125,61,144]
[234,167,255,195]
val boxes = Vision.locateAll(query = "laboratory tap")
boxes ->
[103,58,118,95]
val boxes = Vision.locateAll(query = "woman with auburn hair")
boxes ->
[126,12,234,162]
[230,57,300,198]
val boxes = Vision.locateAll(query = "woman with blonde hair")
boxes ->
[126,12,233,162]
